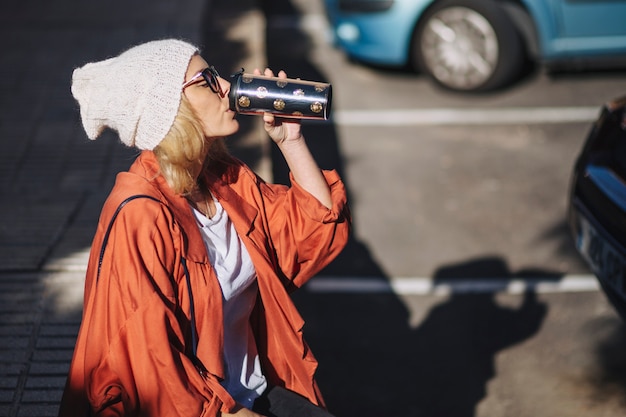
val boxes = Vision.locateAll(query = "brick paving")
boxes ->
[0,0,267,415]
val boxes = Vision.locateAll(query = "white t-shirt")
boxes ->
[191,199,267,407]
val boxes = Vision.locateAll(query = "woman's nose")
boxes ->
[218,77,230,98]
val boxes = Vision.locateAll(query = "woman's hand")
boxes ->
[254,68,303,146]
[253,67,332,208]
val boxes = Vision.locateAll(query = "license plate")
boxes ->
[577,216,626,298]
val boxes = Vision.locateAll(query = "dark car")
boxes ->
[569,96,626,320]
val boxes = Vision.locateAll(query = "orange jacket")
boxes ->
[58,151,350,417]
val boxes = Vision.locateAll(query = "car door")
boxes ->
[554,0,626,54]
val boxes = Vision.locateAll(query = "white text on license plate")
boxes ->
[578,217,626,298]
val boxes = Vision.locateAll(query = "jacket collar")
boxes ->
[129,151,258,263]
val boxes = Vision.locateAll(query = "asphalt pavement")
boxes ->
[0,1,268,416]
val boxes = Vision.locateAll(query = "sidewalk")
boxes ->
[0,1,266,415]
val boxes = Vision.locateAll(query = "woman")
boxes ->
[59,39,350,417]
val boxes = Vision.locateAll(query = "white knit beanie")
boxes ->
[71,39,199,150]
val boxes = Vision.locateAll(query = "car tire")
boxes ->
[413,0,525,92]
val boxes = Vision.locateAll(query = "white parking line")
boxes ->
[306,274,599,295]
[331,107,600,126]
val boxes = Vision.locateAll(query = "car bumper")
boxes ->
[325,0,432,66]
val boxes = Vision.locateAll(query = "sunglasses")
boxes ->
[182,66,223,96]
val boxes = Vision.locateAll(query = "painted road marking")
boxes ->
[306,274,599,295]
[330,107,600,126]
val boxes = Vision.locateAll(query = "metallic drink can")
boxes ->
[229,70,332,120]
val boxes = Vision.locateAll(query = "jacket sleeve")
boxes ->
[81,201,235,417]
[259,169,351,288]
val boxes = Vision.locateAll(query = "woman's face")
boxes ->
[183,55,239,139]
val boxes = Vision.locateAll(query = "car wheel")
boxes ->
[413,0,524,92]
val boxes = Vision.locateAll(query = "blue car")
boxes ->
[324,0,626,91]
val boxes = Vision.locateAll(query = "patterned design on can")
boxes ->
[273,99,286,111]
[293,89,305,96]
[310,102,323,114]
[292,111,304,117]
[276,80,288,88]
[238,96,251,108]
[315,85,326,92]
[256,86,268,98]
[242,75,253,83]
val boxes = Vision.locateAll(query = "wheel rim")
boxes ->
[420,6,499,90]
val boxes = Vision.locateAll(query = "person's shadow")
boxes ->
[407,258,549,417]
[293,257,549,417]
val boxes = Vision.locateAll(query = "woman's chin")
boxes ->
[205,121,240,139]
[227,119,240,135]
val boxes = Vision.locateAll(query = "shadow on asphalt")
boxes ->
[293,256,551,416]
[590,320,626,404]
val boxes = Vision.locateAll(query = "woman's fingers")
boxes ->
[253,67,287,79]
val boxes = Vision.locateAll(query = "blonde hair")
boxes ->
[154,95,230,195]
